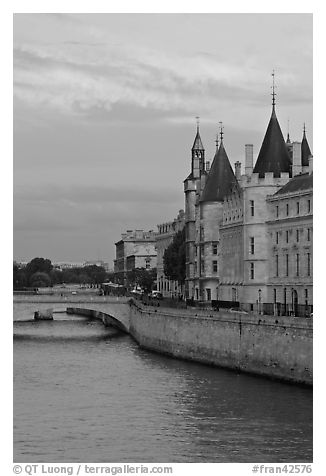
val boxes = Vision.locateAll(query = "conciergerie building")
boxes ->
[183,80,313,317]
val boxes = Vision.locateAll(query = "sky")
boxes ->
[13,13,313,267]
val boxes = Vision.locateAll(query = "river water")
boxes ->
[13,302,313,463]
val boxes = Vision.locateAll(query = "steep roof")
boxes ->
[301,129,312,167]
[192,128,204,150]
[200,142,239,203]
[253,107,292,178]
[274,172,312,196]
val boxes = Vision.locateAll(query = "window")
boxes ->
[250,200,254,217]
[307,200,311,213]
[250,262,254,280]
[296,202,300,214]
[275,255,279,277]
[145,259,151,269]
[276,231,279,244]
[232,288,237,302]
[250,237,255,255]
[286,203,289,216]
[276,205,279,218]
[213,260,218,273]
[206,288,211,301]
[296,254,300,276]
[286,230,289,243]
[200,256,205,274]
[212,243,218,255]
[307,228,311,241]
[307,253,311,277]
[286,254,289,277]
[296,229,300,242]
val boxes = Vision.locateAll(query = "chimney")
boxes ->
[309,155,313,174]
[200,172,207,191]
[292,141,302,176]
[205,161,211,172]
[245,144,253,176]
[234,161,241,180]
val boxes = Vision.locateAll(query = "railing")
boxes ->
[131,295,313,317]
[263,302,313,318]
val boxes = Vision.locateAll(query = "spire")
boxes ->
[192,116,204,151]
[271,70,276,110]
[215,127,219,150]
[219,121,224,143]
[286,118,291,144]
[253,77,292,178]
[301,123,312,167]
[200,141,239,203]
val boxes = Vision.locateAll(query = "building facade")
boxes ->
[266,170,313,316]
[184,91,313,316]
[114,229,157,282]
[156,210,185,297]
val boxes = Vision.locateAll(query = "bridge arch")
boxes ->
[66,306,129,333]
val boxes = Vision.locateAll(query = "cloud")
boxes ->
[14,25,309,122]
[14,184,181,206]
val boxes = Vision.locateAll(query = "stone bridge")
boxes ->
[14,295,131,332]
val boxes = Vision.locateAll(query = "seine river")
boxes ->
[13,302,313,463]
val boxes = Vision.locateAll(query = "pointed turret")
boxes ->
[253,75,291,178]
[286,118,291,144]
[301,124,312,167]
[192,125,204,151]
[189,117,205,179]
[200,135,239,203]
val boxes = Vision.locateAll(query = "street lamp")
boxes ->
[258,288,262,315]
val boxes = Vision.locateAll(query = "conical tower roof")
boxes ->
[192,128,204,150]
[301,127,312,167]
[200,141,239,203]
[253,107,292,178]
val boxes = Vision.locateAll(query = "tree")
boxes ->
[25,258,53,285]
[163,228,186,285]
[29,271,52,288]
[49,268,63,285]
[127,268,157,293]
[83,265,106,285]
[13,262,27,289]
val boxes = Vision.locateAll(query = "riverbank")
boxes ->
[13,295,313,385]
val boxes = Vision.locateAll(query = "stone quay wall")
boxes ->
[128,302,312,385]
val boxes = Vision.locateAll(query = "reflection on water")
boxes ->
[13,303,313,463]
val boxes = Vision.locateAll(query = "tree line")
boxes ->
[13,231,186,292]
[163,228,186,285]
[13,257,107,289]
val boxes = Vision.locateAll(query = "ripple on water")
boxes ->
[14,304,313,463]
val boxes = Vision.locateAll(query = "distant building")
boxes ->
[114,229,157,282]
[53,261,84,270]
[156,210,185,297]
[83,260,110,271]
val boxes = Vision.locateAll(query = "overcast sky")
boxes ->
[13,13,312,267]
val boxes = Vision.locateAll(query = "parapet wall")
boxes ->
[128,302,312,385]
